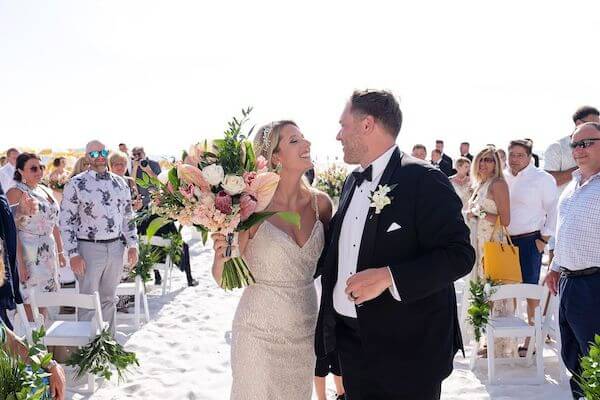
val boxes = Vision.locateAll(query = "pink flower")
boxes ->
[239,193,258,221]
[248,172,280,212]
[177,164,210,192]
[166,182,175,194]
[214,191,233,215]
[243,171,257,187]
[256,156,268,173]
[179,184,194,199]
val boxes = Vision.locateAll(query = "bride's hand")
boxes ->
[211,233,233,266]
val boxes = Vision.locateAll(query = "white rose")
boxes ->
[202,164,224,186]
[221,174,246,196]
[157,170,170,184]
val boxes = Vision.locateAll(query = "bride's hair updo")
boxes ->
[253,120,298,168]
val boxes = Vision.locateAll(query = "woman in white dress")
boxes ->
[212,121,332,400]
[449,156,472,213]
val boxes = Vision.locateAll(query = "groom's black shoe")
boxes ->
[336,395,346,400]
[187,278,199,287]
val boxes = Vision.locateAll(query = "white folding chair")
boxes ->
[115,274,150,329]
[29,290,106,393]
[541,290,567,382]
[15,303,36,343]
[140,235,174,295]
[483,284,545,384]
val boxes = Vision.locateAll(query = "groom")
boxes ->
[315,89,475,400]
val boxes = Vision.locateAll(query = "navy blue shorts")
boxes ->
[511,233,543,284]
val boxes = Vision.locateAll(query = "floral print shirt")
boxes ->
[59,170,138,257]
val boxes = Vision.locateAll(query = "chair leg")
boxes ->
[487,329,496,384]
[535,307,544,383]
[469,337,479,371]
[161,265,168,296]
[134,288,141,329]
[142,290,150,322]
[87,373,95,393]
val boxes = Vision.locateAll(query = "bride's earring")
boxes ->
[275,162,282,174]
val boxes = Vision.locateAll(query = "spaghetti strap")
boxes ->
[312,191,320,220]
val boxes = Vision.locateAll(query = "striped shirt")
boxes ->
[550,169,600,272]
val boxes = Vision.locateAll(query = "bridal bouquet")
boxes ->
[42,174,68,191]
[139,108,298,290]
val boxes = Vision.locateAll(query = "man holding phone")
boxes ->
[131,146,161,209]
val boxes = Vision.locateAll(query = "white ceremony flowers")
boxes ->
[221,174,247,196]
[369,184,397,214]
[202,164,225,186]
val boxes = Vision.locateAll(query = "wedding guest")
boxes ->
[0,156,6,167]
[450,157,472,211]
[131,146,161,208]
[505,139,558,356]
[430,149,442,169]
[466,146,514,357]
[544,122,600,399]
[68,156,90,179]
[435,139,455,176]
[460,141,473,161]
[48,157,69,203]
[497,148,507,170]
[0,148,19,192]
[0,185,23,330]
[305,168,315,185]
[6,153,66,321]
[411,144,427,160]
[118,143,132,175]
[524,138,540,167]
[544,105,599,261]
[60,140,138,334]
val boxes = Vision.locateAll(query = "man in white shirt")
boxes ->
[0,148,19,193]
[505,139,558,352]
[544,122,600,399]
[544,106,600,259]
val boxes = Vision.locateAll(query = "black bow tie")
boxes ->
[352,165,373,187]
[96,171,110,181]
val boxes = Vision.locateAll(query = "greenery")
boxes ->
[467,277,497,342]
[314,164,348,199]
[66,329,139,383]
[0,328,52,400]
[212,107,255,175]
[160,231,184,266]
[130,242,161,284]
[577,334,600,400]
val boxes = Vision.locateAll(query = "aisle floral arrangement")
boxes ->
[138,108,299,290]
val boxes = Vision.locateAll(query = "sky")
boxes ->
[2,0,600,164]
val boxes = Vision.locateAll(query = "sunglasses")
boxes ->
[480,157,496,164]
[28,165,45,172]
[88,149,109,159]
[569,138,600,149]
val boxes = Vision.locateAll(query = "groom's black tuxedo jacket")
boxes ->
[315,148,475,387]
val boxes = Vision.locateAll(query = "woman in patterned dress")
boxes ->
[6,153,66,321]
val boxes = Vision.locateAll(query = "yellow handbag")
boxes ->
[483,219,523,284]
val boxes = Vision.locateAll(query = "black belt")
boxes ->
[560,267,600,277]
[510,230,541,240]
[78,237,121,244]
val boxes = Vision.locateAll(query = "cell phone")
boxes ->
[140,159,149,168]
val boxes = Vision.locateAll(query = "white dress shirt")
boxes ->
[0,163,16,193]
[334,145,400,318]
[504,164,558,237]
[544,136,577,195]
[550,170,600,272]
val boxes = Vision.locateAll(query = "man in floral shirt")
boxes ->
[60,140,138,334]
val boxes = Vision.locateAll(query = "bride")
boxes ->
[211,120,332,400]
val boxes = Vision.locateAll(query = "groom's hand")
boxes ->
[345,268,392,305]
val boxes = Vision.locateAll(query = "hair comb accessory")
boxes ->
[262,125,272,149]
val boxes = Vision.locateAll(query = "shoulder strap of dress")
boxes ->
[312,191,320,220]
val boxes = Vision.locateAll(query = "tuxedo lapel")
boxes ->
[357,148,403,271]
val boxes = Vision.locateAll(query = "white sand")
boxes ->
[63,236,571,399]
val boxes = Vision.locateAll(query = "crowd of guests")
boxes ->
[408,106,598,399]
[0,140,203,398]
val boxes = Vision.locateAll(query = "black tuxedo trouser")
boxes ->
[335,313,441,400]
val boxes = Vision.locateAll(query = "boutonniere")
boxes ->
[369,184,397,214]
